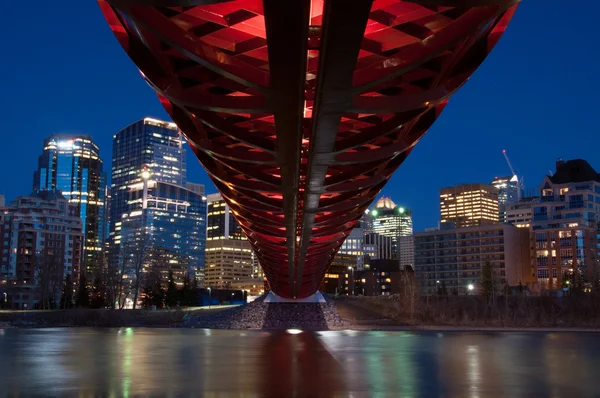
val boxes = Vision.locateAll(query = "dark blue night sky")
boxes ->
[1,1,598,231]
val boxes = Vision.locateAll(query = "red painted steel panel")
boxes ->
[99,0,519,298]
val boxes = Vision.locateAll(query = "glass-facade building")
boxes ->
[206,193,244,240]
[110,118,186,234]
[110,118,205,279]
[370,197,414,268]
[491,175,520,222]
[119,180,206,279]
[33,134,106,273]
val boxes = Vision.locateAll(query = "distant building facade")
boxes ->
[206,193,244,241]
[530,159,600,290]
[364,232,394,261]
[491,175,520,222]
[110,118,207,287]
[338,227,365,270]
[370,197,414,268]
[505,197,537,228]
[205,239,255,288]
[440,183,499,228]
[0,191,83,309]
[118,179,206,281]
[414,223,533,295]
[33,134,107,273]
[110,118,186,265]
[205,193,257,287]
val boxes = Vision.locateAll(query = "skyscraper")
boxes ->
[205,193,257,288]
[119,178,206,281]
[206,193,244,241]
[491,175,520,222]
[440,183,499,228]
[110,118,186,231]
[33,134,106,273]
[110,118,205,283]
[370,197,414,269]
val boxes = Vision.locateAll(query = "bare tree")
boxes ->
[35,253,64,310]
[121,236,149,310]
[400,266,419,321]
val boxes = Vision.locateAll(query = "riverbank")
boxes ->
[0,306,235,328]
[2,294,600,331]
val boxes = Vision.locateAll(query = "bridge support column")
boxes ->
[264,291,326,303]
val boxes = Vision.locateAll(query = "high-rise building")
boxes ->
[338,227,365,270]
[186,183,205,196]
[440,183,499,228]
[505,197,538,228]
[491,175,520,222]
[0,190,83,309]
[530,159,600,290]
[370,197,414,269]
[414,223,533,295]
[205,239,255,288]
[206,193,244,241]
[118,177,207,281]
[110,118,187,265]
[364,232,394,261]
[0,195,4,207]
[205,193,258,287]
[33,134,106,273]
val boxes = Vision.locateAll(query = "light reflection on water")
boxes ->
[0,328,599,397]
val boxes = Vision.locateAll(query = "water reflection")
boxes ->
[0,329,599,397]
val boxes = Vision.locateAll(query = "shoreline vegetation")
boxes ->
[1,294,600,331]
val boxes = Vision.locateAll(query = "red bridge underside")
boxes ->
[100,0,518,298]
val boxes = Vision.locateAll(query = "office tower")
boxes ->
[364,232,394,261]
[0,195,4,207]
[440,183,499,228]
[186,183,205,196]
[530,159,600,290]
[33,134,106,273]
[338,227,365,270]
[414,223,532,295]
[370,197,414,269]
[205,193,257,288]
[491,175,520,222]
[110,118,187,264]
[206,193,244,241]
[0,190,83,309]
[357,210,373,232]
[505,197,537,228]
[119,177,207,282]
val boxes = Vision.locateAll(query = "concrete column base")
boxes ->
[264,291,326,303]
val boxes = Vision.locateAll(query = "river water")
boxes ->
[0,328,599,397]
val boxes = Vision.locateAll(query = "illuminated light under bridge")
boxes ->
[99,0,520,299]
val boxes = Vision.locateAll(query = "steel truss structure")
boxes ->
[100,0,519,298]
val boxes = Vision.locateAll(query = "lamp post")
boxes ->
[207,287,211,309]
[348,266,354,296]
[467,283,474,295]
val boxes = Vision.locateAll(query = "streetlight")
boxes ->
[207,287,211,309]
[467,284,474,295]
[348,266,354,296]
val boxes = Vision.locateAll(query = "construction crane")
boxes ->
[502,149,524,200]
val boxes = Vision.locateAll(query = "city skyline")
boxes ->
[1,2,599,232]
